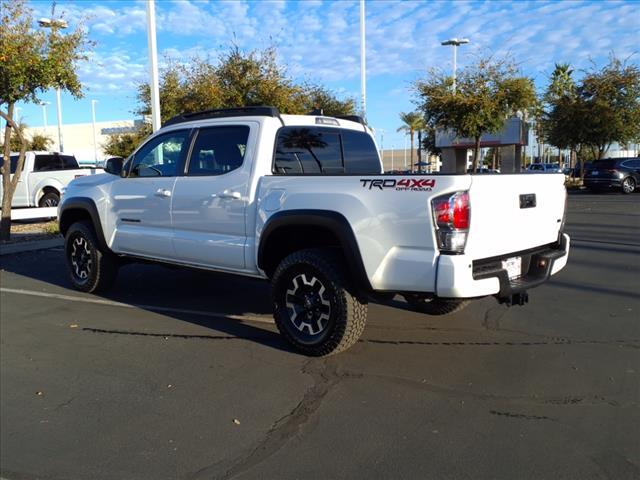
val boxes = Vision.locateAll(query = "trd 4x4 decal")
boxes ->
[360,178,436,191]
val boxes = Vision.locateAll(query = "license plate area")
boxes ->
[502,256,522,280]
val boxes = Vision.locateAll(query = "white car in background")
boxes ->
[0,151,102,207]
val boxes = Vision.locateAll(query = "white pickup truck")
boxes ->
[58,107,570,356]
[1,151,102,207]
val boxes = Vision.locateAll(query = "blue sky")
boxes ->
[15,0,640,149]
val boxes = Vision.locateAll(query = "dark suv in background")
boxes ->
[584,158,640,194]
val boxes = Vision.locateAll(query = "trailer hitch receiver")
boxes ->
[499,292,529,307]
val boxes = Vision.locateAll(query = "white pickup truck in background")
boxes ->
[59,107,570,356]
[1,151,102,208]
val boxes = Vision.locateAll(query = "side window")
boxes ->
[0,155,20,174]
[129,130,189,178]
[187,126,250,176]
[341,129,381,174]
[274,127,343,174]
[60,155,79,169]
[34,155,60,172]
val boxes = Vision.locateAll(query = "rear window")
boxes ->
[0,155,20,174]
[34,154,78,172]
[273,126,380,175]
[341,129,381,174]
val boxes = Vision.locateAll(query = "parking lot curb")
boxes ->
[0,238,64,256]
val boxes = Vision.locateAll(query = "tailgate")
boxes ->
[465,174,566,259]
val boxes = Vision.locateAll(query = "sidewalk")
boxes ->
[0,237,63,256]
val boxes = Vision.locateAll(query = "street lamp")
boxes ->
[38,18,68,152]
[440,37,470,93]
[146,0,161,132]
[359,0,366,119]
[39,101,50,134]
[91,100,98,163]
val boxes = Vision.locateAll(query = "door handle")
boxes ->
[155,188,172,198]
[217,190,241,200]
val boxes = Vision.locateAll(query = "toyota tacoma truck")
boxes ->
[58,107,570,356]
[1,151,102,207]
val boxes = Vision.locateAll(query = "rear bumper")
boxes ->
[435,234,570,298]
[584,178,621,188]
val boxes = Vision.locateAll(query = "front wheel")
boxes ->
[622,177,636,194]
[272,248,367,356]
[404,294,469,315]
[64,221,118,293]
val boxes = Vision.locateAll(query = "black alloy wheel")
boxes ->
[64,221,118,293]
[272,248,367,356]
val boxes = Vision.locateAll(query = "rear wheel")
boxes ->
[272,248,367,356]
[39,191,60,207]
[404,294,469,315]
[64,221,118,293]
[622,177,636,194]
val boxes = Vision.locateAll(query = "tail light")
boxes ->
[431,191,470,254]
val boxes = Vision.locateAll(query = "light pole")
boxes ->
[391,144,394,171]
[38,18,68,152]
[146,0,161,132]
[359,0,366,119]
[441,38,469,93]
[403,133,407,170]
[39,101,50,134]
[379,128,385,166]
[91,100,98,163]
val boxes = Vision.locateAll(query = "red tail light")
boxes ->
[452,191,470,229]
[431,191,470,254]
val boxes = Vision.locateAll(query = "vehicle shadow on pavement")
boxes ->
[0,248,298,354]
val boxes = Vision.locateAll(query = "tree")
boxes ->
[396,112,424,172]
[579,57,640,159]
[414,56,537,172]
[542,56,640,178]
[109,46,356,159]
[136,46,355,123]
[1,122,55,152]
[0,0,91,240]
[103,126,150,158]
[28,132,53,151]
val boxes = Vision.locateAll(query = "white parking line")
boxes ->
[0,287,274,325]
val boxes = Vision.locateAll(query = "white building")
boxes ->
[25,119,143,165]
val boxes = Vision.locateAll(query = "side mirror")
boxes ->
[105,157,124,176]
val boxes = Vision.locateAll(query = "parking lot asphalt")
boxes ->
[1,192,639,480]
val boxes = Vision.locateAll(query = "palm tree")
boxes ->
[397,112,425,172]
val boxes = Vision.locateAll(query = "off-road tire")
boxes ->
[272,248,367,356]
[39,191,60,207]
[404,294,469,315]
[64,221,118,293]
[621,177,636,194]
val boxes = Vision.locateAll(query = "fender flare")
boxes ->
[258,209,373,292]
[58,197,110,252]
[33,179,64,205]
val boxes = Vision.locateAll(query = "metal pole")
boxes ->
[91,100,98,163]
[41,104,48,133]
[56,88,64,152]
[391,145,394,171]
[404,134,407,169]
[452,45,457,94]
[146,0,161,132]
[359,0,366,119]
